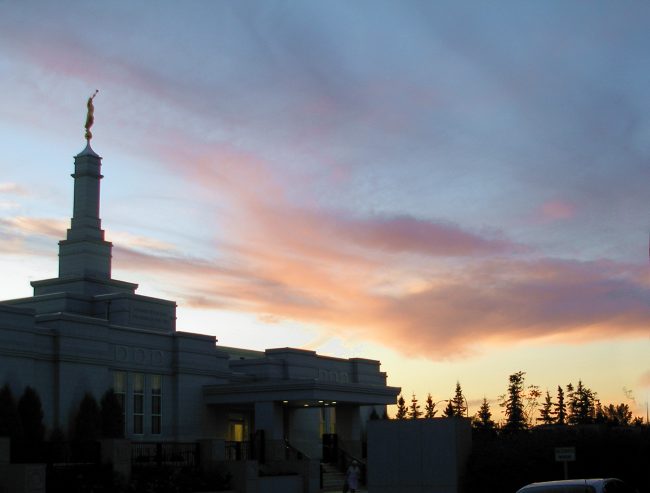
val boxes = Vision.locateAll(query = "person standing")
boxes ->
[345,460,361,493]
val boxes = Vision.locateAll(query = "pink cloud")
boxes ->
[0,183,28,195]
[110,240,650,359]
[539,199,577,222]
[639,371,650,389]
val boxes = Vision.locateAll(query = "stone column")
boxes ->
[254,401,284,461]
[336,405,363,459]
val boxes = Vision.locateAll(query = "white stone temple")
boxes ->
[0,108,400,473]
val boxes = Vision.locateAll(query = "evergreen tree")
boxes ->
[566,382,575,422]
[424,393,438,418]
[17,386,46,461]
[473,397,496,432]
[73,392,102,442]
[100,388,125,438]
[451,382,468,417]
[537,390,555,425]
[408,393,422,419]
[501,371,527,432]
[0,383,22,439]
[442,399,456,418]
[569,380,596,425]
[0,383,23,462]
[395,395,408,420]
[554,386,567,425]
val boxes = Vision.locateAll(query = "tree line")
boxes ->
[0,383,123,462]
[393,371,646,431]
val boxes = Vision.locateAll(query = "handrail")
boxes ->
[283,438,310,461]
[336,446,366,486]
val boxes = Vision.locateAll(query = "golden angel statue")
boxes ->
[84,90,99,141]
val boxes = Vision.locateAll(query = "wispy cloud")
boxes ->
[0,183,28,195]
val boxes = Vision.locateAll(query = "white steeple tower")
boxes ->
[31,93,138,298]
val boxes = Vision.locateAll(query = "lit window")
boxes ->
[151,375,162,435]
[133,373,144,434]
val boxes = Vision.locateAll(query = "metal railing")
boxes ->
[225,440,251,461]
[131,441,199,467]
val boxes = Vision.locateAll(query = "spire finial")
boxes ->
[84,90,99,142]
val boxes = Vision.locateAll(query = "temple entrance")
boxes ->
[322,433,338,463]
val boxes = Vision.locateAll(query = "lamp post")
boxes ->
[434,399,448,417]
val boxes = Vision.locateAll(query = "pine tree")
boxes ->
[537,390,555,425]
[17,386,45,462]
[73,392,102,442]
[569,380,596,425]
[566,383,575,423]
[501,371,527,432]
[0,383,23,462]
[554,385,566,425]
[395,395,408,420]
[424,393,438,418]
[451,382,467,417]
[0,384,22,439]
[442,399,456,418]
[100,389,125,438]
[408,393,422,419]
[473,397,496,432]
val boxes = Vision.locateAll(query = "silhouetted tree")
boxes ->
[424,393,438,418]
[473,398,496,432]
[568,380,596,424]
[501,371,527,432]
[0,384,22,438]
[451,382,467,417]
[408,393,422,419]
[17,386,45,461]
[554,385,567,425]
[395,395,408,420]
[537,390,555,425]
[565,382,575,421]
[73,392,101,442]
[48,427,67,463]
[100,388,124,438]
[598,403,633,426]
[524,384,541,427]
[442,399,456,418]
[0,383,23,462]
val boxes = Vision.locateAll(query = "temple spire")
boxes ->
[57,93,113,280]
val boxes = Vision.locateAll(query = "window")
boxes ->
[114,371,126,433]
[133,373,144,434]
[151,375,162,435]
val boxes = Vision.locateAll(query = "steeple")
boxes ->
[30,93,137,298]
[58,91,112,279]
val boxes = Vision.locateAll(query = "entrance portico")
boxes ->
[203,348,400,462]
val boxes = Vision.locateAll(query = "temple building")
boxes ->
[0,105,400,471]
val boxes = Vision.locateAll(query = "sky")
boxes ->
[1,0,649,420]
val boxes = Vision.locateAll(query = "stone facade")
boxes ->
[0,137,400,467]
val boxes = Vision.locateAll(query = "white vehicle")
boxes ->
[516,479,633,493]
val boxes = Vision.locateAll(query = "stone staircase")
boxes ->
[321,462,347,492]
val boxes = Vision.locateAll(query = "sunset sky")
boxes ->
[1,1,649,419]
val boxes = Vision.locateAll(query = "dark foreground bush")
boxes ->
[464,425,650,493]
